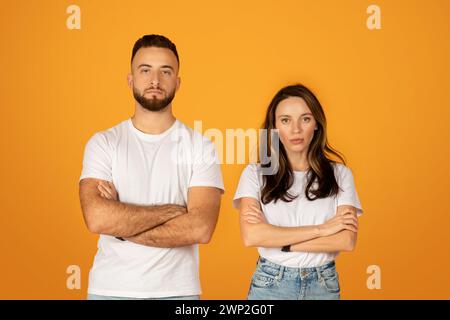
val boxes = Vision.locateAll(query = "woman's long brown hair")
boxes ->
[260,84,346,204]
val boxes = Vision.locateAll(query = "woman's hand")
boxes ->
[97,180,119,201]
[318,210,358,237]
[241,204,268,224]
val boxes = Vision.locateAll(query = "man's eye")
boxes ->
[162,70,171,75]
[141,69,149,73]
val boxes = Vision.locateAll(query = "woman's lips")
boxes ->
[290,139,304,145]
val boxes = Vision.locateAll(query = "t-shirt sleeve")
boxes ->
[188,136,225,192]
[79,132,113,182]
[232,164,261,209]
[336,166,364,217]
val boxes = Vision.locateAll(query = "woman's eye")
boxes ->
[303,117,311,122]
[281,118,289,124]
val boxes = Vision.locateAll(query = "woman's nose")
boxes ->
[292,122,302,133]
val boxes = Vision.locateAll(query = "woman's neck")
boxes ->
[286,150,310,172]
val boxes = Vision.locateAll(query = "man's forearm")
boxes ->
[121,186,222,248]
[290,230,356,253]
[85,197,185,238]
[125,210,214,248]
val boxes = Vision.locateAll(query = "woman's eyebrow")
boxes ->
[277,113,312,117]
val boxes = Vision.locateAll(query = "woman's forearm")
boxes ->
[290,230,356,253]
[242,222,321,248]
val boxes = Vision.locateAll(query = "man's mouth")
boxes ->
[146,89,163,94]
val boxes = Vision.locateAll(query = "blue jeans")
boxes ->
[87,294,200,300]
[247,257,341,300]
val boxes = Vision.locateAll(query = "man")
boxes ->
[79,34,224,300]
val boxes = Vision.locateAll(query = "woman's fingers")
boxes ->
[243,214,263,223]
[249,204,263,213]
[342,217,358,230]
[244,217,263,224]
[242,210,265,224]
[242,213,261,221]
[243,208,264,218]
[344,216,358,228]
[338,210,355,217]
[243,210,261,218]
[345,225,358,233]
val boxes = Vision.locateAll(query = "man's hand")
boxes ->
[80,178,187,238]
[97,181,119,201]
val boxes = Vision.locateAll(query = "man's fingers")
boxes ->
[98,181,114,193]
[107,181,117,193]
[98,184,110,195]
[98,184,112,199]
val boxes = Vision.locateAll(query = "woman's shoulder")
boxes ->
[331,162,354,180]
[239,163,265,185]
[242,163,262,176]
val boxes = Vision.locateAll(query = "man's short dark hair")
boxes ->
[131,34,179,66]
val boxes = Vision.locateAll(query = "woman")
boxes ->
[233,84,363,300]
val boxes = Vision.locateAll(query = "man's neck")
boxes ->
[131,104,176,135]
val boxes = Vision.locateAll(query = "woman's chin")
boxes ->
[286,145,307,154]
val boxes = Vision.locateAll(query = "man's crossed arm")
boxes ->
[79,178,222,247]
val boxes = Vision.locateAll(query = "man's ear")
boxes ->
[176,76,181,92]
[127,73,133,89]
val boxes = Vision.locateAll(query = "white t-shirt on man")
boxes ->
[80,118,224,298]
[233,163,363,268]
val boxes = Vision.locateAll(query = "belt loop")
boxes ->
[300,267,306,279]
[276,266,284,280]
[316,267,323,282]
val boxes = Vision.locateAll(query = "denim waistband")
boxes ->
[257,256,335,274]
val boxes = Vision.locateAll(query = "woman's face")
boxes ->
[275,96,318,155]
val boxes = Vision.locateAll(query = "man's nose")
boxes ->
[149,73,160,86]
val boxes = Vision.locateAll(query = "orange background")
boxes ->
[1,0,449,299]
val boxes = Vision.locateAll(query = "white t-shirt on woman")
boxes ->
[233,163,363,268]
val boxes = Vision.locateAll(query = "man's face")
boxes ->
[128,47,180,112]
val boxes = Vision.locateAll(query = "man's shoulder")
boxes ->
[87,119,129,146]
[173,120,213,145]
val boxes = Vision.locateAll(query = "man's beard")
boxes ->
[133,86,176,112]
